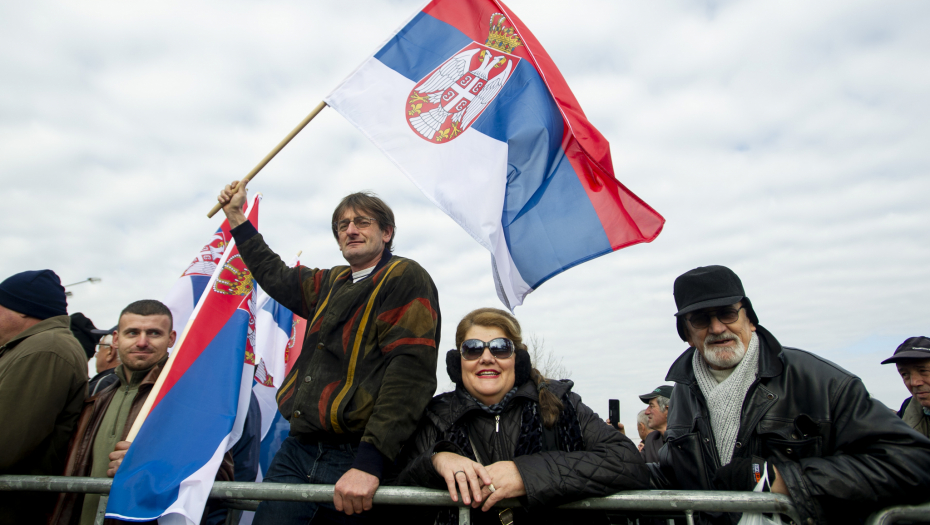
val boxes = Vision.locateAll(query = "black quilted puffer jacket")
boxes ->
[396,379,649,522]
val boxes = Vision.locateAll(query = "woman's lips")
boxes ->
[476,369,500,378]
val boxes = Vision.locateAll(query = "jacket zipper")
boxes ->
[495,415,500,432]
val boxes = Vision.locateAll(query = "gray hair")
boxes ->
[636,409,648,426]
[653,395,670,412]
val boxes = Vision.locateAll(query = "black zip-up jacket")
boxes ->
[649,326,930,524]
[397,380,649,522]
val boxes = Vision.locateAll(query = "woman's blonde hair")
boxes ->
[455,308,564,428]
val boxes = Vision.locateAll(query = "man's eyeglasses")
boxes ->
[686,306,745,329]
[459,338,515,360]
[334,217,377,233]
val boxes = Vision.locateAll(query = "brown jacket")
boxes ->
[50,361,234,525]
[0,315,87,525]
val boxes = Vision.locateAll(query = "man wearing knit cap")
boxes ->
[881,336,930,438]
[648,265,930,524]
[0,269,88,525]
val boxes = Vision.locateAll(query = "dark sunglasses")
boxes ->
[459,338,515,361]
[687,306,745,330]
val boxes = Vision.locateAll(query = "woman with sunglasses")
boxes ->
[397,308,649,524]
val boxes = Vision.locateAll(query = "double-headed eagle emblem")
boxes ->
[406,13,522,143]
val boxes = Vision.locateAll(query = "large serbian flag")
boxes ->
[325,0,664,308]
[106,202,261,523]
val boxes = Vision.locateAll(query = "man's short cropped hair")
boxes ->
[331,192,396,252]
[637,409,648,427]
[119,300,173,327]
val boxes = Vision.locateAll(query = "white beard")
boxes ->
[700,332,747,369]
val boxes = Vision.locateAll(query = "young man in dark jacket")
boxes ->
[218,182,441,524]
[650,265,930,524]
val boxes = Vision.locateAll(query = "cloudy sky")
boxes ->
[2,0,929,431]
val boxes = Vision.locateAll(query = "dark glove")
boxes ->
[713,456,776,491]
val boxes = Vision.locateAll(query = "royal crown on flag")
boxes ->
[485,13,522,53]
[213,254,254,296]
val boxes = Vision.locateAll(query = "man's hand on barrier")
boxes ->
[480,461,525,512]
[432,451,491,507]
[106,441,131,477]
[333,468,379,515]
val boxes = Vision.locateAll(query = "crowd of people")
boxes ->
[2,185,930,525]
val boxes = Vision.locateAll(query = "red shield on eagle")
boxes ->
[406,14,522,144]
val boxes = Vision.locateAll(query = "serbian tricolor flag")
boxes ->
[106,199,261,524]
[325,0,664,308]
[163,195,260,345]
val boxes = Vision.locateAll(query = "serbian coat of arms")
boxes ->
[407,13,522,143]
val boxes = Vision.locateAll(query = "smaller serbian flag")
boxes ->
[325,0,664,309]
[163,195,260,344]
[106,200,261,524]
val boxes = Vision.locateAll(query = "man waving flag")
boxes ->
[325,0,664,308]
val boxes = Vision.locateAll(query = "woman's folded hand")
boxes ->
[431,451,492,506]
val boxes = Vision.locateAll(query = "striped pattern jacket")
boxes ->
[234,226,440,461]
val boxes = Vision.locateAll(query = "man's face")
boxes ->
[94,334,116,373]
[897,360,930,409]
[114,313,175,372]
[645,398,668,429]
[336,207,392,271]
[686,302,756,370]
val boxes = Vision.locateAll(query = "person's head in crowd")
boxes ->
[636,409,650,442]
[0,269,68,347]
[674,265,759,370]
[69,312,111,360]
[114,300,176,372]
[94,333,120,374]
[447,307,563,427]
[640,385,672,434]
[330,192,396,271]
[882,336,930,410]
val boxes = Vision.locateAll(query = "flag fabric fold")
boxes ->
[106,198,261,524]
[325,0,664,308]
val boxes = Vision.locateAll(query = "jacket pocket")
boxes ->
[761,436,822,462]
[667,432,713,489]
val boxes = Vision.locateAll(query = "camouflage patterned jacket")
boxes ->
[232,222,441,473]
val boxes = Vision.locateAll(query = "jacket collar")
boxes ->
[0,315,71,353]
[665,325,785,385]
[427,379,575,430]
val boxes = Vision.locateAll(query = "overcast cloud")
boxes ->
[2,0,929,430]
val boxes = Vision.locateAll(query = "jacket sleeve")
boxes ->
[512,394,651,510]
[0,350,85,470]
[774,376,930,522]
[360,261,441,463]
[232,222,321,318]
[394,415,465,489]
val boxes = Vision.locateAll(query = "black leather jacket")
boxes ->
[649,326,930,524]
[397,380,649,521]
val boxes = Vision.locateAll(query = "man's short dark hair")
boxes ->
[331,192,396,252]
[119,300,173,328]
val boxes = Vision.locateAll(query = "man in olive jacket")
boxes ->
[218,183,441,524]
[0,270,88,525]
[650,265,930,524]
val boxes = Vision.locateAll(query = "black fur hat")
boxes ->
[445,348,532,387]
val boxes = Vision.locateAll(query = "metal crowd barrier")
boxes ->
[1,475,927,525]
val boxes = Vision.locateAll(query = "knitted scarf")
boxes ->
[693,332,760,466]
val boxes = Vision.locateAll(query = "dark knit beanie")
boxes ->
[0,270,68,320]
[445,348,532,387]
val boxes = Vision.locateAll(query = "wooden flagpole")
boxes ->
[207,101,328,218]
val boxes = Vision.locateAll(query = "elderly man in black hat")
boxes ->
[0,270,88,525]
[882,336,930,438]
[649,265,930,524]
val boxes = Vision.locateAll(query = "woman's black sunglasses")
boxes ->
[459,338,515,360]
